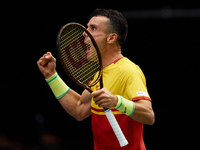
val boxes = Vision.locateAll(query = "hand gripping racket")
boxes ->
[56,23,128,147]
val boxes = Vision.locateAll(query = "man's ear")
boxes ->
[107,33,118,44]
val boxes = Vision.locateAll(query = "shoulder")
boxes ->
[117,58,144,78]
[115,58,147,87]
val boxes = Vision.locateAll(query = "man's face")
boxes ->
[86,16,110,53]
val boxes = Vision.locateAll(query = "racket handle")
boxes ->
[104,109,128,147]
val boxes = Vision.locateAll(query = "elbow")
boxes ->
[149,117,155,125]
[147,111,155,125]
[75,115,84,121]
[73,109,91,121]
[76,118,84,121]
[75,113,88,121]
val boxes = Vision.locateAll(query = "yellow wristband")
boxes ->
[45,72,70,99]
[115,95,135,116]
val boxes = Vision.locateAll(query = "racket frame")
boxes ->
[56,23,103,92]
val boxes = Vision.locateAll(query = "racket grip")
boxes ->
[104,109,128,147]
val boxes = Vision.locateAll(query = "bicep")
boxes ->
[80,89,92,103]
[77,89,92,120]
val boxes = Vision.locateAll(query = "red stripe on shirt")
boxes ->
[91,106,104,112]
[91,106,120,112]
[113,57,124,64]
[132,96,152,102]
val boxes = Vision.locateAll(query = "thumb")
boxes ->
[45,53,56,62]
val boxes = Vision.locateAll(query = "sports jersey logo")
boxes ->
[137,91,148,96]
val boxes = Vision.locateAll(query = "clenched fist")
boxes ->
[37,52,57,79]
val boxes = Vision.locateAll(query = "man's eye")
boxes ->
[92,27,96,30]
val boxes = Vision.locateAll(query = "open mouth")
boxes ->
[85,43,91,54]
[84,38,92,53]
[86,43,91,50]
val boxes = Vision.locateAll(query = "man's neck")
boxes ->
[101,47,123,68]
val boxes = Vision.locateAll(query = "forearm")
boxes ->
[46,72,91,121]
[115,96,154,125]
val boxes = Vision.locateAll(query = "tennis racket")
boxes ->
[56,23,128,147]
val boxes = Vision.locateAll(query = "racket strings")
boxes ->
[60,34,98,67]
[61,51,99,81]
[60,26,81,46]
[60,27,82,49]
[61,37,87,64]
[59,25,100,85]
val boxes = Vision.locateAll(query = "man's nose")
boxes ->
[83,31,88,37]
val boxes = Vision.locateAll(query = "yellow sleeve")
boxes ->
[123,65,151,102]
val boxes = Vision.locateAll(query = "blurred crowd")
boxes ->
[0,131,61,150]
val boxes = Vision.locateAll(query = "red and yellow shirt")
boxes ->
[91,57,151,150]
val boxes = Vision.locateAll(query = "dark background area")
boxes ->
[1,1,199,149]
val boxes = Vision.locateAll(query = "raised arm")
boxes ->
[37,52,92,121]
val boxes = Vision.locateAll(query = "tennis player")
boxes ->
[37,9,155,150]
